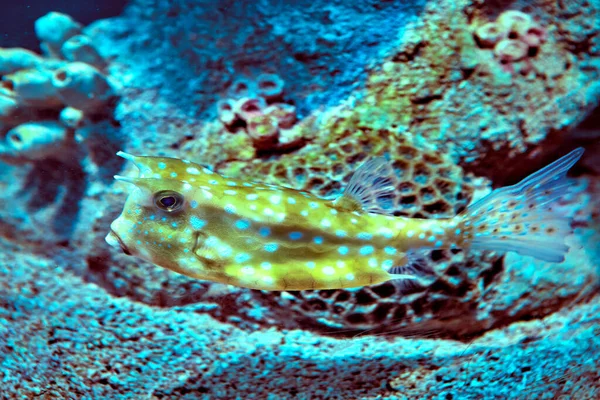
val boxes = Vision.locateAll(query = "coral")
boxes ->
[61,35,107,69]
[227,77,256,99]
[0,12,116,165]
[0,48,44,75]
[34,11,83,57]
[351,0,600,183]
[1,67,62,107]
[204,73,307,155]
[4,121,71,162]
[265,103,297,129]
[472,10,548,74]
[473,22,505,49]
[494,38,529,63]
[256,72,285,102]
[246,113,280,150]
[232,96,267,122]
[216,98,237,128]
[0,12,122,239]
[52,62,114,112]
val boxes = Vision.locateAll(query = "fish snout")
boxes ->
[105,229,132,256]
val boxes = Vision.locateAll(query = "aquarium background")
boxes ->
[1,0,599,399]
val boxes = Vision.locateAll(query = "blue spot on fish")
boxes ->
[384,246,397,255]
[235,253,252,263]
[357,232,373,240]
[359,245,374,255]
[190,216,206,230]
[264,243,278,252]
[235,219,251,230]
[289,231,303,240]
[158,162,167,170]
[259,227,271,237]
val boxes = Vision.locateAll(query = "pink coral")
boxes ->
[228,77,255,99]
[216,98,238,130]
[246,113,279,150]
[494,39,529,63]
[256,73,285,103]
[473,10,548,74]
[521,26,548,48]
[474,22,506,49]
[265,103,297,129]
[233,97,266,121]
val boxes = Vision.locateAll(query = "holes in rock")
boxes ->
[340,143,355,153]
[445,265,461,276]
[423,154,443,164]
[397,145,418,159]
[397,181,416,194]
[317,289,336,299]
[400,195,417,205]
[430,250,447,262]
[419,187,436,202]
[413,162,431,184]
[333,305,345,315]
[370,283,397,298]
[335,291,351,302]
[292,167,306,184]
[306,299,327,311]
[355,290,377,305]
[435,177,455,195]
[423,200,451,215]
[347,153,367,165]
[392,305,407,320]
[372,303,394,323]
[332,163,345,176]
[308,177,325,188]
[346,313,367,325]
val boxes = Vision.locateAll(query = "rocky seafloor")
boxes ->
[1,0,599,398]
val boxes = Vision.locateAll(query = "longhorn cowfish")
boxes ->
[105,148,584,291]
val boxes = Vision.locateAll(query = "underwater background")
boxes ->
[1,0,599,398]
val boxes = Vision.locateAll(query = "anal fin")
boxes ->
[387,249,435,293]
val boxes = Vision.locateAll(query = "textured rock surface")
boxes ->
[1,241,599,399]
[1,0,600,398]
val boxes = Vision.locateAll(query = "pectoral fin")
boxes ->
[192,231,228,270]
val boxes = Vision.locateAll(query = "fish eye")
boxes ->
[154,190,185,212]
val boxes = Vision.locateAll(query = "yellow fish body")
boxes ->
[105,148,584,291]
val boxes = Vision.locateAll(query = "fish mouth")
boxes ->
[106,229,132,256]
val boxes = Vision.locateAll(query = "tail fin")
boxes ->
[459,148,584,263]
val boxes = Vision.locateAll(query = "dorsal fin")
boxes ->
[333,157,396,214]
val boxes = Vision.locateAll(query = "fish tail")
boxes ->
[457,148,584,263]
